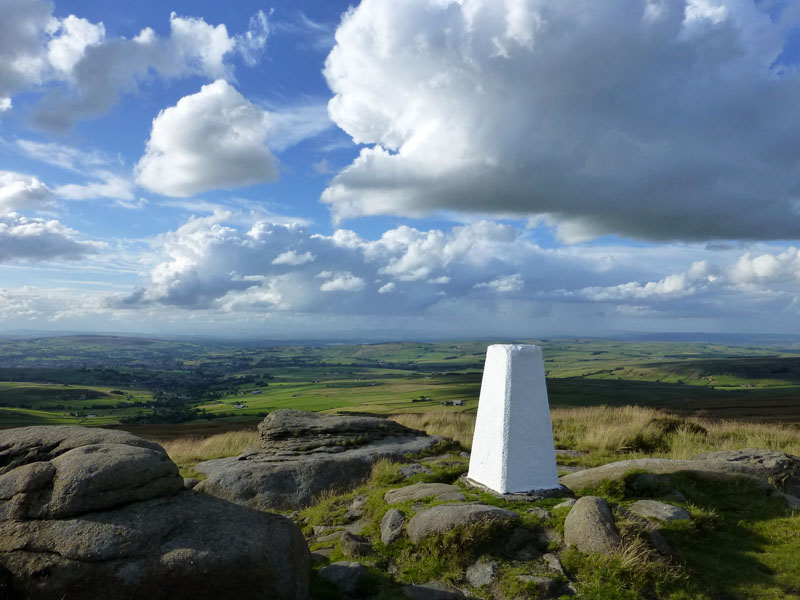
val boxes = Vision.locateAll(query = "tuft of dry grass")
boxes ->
[552,406,658,454]
[392,406,800,459]
[667,418,800,459]
[390,412,477,449]
[161,430,258,473]
[157,406,800,477]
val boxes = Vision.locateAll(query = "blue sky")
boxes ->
[1,0,800,340]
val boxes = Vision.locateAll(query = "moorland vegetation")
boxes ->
[162,406,800,600]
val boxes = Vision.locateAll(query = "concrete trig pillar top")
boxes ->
[467,344,559,494]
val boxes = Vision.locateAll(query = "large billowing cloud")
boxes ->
[0,0,269,130]
[134,80,278,197]
[584,246,800,301]
[322,0,800,242]
[0,213,104,262]
[113,212,800,333]
[117,212,554,312]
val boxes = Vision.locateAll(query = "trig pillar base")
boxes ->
[467,344,560,494]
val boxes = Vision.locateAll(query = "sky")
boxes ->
[1,0,800,340]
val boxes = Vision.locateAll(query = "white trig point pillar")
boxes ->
[467,344,560,494]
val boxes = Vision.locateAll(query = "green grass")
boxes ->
[0,381,154,426]
[660,473,800,599]
[151,405,800,600]
[4,336,800,427]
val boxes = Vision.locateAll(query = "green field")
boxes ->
[1,335,799,428]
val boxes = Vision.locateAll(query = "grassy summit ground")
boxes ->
[161,407,800,600]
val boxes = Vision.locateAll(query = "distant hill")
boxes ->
[622,332,800,346]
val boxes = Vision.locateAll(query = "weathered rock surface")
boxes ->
[629,499,691,522]
[0,426,166,471]
[403,580,464,599]
[0,426,183,521]
[256,409,421,453]
[399,463,433,478]
[381,508,406,545]
[345,496,366,521]
[526,506,552,520]
[406,503,519,544]
[465,560,499,587]
[542,552,566,575]
[384,482,464,505]
[691,448,800,496]
[196,410,442,510]
[318,561,367,596]
[0,426,309,600]
[559,457,778,492]
[340,531,373,558]
[2,492,309,600]
[563,496,621,554]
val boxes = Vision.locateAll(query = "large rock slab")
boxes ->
[0,425,167,471]
[0,426,183,521]
[406,503,519,544]
[691,448,800,496]
[563,496,621,554]
[0,426,309,600]
[256,409,427,455]
[196,410,442,510]
[1,492,308,600]
[559,457,778,492]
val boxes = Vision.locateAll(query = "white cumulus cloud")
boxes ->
[47,14,105,75]
[272,250,315,266]
[0,171,54,213]
[319,272,365,292]
[0,213,105,262]
[135,80,278,197]
[0,3,270,131]
[323,0,800,242]
[475,273,524,293]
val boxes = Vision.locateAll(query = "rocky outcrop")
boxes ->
[256,409,427,454]
[563,496,621,554]
[0,426,183,521]
[559,457,779,492]
[406,503,519,544]
[691,448,800,496]
[196,410,442,510]
[0,426,309,600]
